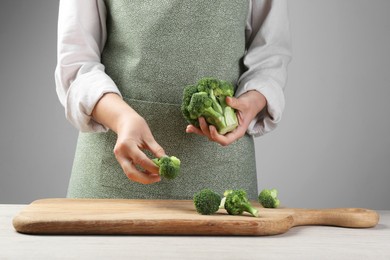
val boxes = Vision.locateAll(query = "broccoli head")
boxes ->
[223,189,259,217]
[193,189,222,215]
[152,156,181,180]
[258,189,280,208]
[181,77,238,135]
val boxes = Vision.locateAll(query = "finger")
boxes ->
[208,125,224,142]
[118,156,161,184]
[186,125,205,136]
[144,137,166,158]
[114,141,160,175]
[132,150,161,175]
[198,117,211,138]
[209,125,245,146]
[209,125,232,146]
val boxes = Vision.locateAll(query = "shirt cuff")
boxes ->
[65,70,122,132]
[236,77,285,137]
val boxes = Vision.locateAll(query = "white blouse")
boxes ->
[55,0,292,136]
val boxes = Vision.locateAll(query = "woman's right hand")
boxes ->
[92,93,166,184]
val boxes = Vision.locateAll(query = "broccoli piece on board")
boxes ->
[193,189,222,215]
[152,156,181,180]
[258,189,280,208]
[181,77,238,135]
[223,189,259,217]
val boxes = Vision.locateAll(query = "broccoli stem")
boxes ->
[209,89,223,115]
[203,107,226,131]
[221,106,238,134]
[244,204,259,217]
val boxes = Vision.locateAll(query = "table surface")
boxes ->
[1,204,389,260]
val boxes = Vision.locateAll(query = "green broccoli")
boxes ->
[181,77,238,135]
[181,84,199,127]
[258,188,280,208]
[223,189,259,217]
[187,92,226,128]
[152,156,181,180]
[193,189,222,215]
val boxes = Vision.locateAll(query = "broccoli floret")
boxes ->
[152,156,181,180]
[181,85,199,127]
[258,188,280,208]
[193,189,222,215]
[181,77,238,135]
[187,92,226,129]
[223,189,259,217]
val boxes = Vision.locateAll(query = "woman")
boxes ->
[55,0,291,200]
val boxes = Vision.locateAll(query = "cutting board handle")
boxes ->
[291,208,379,228]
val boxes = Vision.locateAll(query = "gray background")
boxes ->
[1,0,389,209]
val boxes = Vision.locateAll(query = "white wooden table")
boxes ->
[1,204,389,259]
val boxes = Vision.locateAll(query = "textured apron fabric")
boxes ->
[67,0,258,200]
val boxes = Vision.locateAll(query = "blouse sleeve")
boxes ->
[54,0,121,132]
[237,0,292,137]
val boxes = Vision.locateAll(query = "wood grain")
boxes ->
[12,198,379,236]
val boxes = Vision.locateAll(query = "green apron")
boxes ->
[67,0,258,200]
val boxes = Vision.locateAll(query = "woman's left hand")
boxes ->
[186,90,267,146]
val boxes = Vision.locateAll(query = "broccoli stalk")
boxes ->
[208,89,223,115]
[223,106,238,133]
[223,189,259,217]
[187,92,226,131]
[193,189,222,215]
[258,189,280,208]
[181,77,238,135]
[152,156,181,180]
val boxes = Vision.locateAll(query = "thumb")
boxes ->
[226,96,241,110]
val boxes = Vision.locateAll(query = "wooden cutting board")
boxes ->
[13,198,379,236]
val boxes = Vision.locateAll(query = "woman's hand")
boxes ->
[92,93,165,184]
[186,90,267,146]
